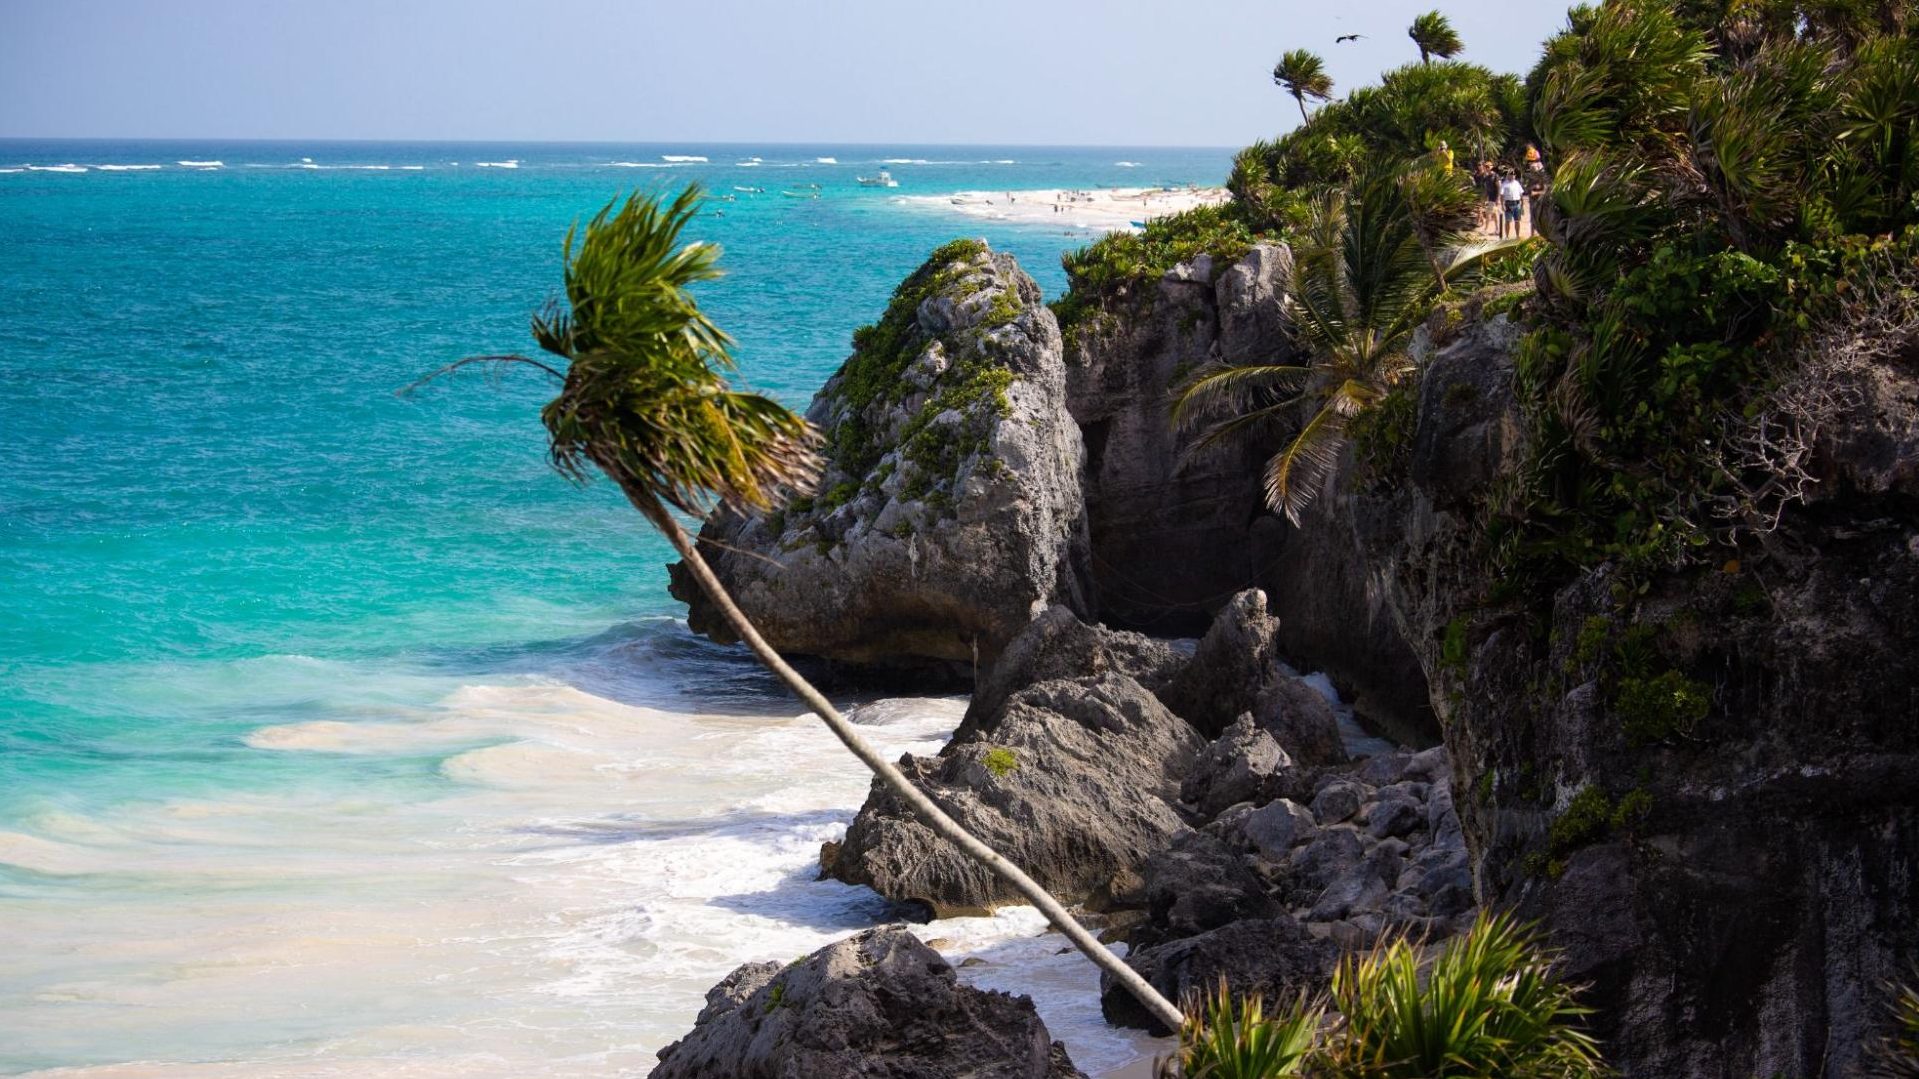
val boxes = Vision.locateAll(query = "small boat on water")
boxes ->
[857,170,898,188]
[732,185,764,194]
[781,190,819,199]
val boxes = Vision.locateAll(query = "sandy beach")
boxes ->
[897,185,1231,233]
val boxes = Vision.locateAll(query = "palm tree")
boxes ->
[1172,167,1509,523]
[1274,49,1335,124]
[416,186,1185,1032]
[1409,10,1464,64]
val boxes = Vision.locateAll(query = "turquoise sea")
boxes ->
[0,141,1229,1076]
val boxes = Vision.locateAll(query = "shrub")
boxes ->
[1053,204,1261,334]
[1869,977,1919,1078]
[1616,669,1710,747]
[981,746,1019,778]
[1318,912,1606,1078]
[1172,981,1318,1079]
[1168,915,1606,1078]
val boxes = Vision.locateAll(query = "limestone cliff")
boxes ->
[1346,302,1919,1077]
[668,239,1090,669]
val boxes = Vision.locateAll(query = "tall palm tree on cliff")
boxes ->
[414,185,1185,1032]
[1409,10,1464,64]
[1274,48,1336,124]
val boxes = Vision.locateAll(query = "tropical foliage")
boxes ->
[1172,983,1319,1079]
[1868,977,1919,1078]
[1409,10,1465,64]
[1232,59,1528,230]
[1053,203,1261,334]
[1172,165,1509,523]
[1319,914,1604,1078]
[1164,914,1606,1078]
[1275,49,1336,124]
[1489,0,1919,582]
[426,186,1187,1033]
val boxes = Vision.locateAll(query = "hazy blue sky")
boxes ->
[1,1,1573,145]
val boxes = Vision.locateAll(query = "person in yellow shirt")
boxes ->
[1436,140,1454,174]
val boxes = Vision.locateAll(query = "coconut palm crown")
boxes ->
[417,184,1186,1033]
[1274,48,1336,124]
[531,187,822,517]
[1410,9,1465,64]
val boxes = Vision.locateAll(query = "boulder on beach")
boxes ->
[828,670,1201,917]
[653,926,1085,1079]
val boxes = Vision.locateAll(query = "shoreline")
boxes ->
[894,185,1230,234]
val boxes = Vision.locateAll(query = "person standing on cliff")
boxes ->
[1524,158,1548,238]
[1499,169,1524,239]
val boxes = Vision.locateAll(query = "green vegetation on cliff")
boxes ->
[1490,0,1919,584]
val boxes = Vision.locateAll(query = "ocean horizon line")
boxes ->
[0,135,1242,151]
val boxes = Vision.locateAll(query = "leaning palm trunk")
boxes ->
[613,463,1185,1033]
[425,185,1186,1033]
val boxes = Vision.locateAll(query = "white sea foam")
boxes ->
[736,159,761,166]
[1115,160,1142,167]
[0,167,21,173]
[815,156,838,164]
[5,656,1156,1076]
[96,164,164,171]
[881,158,930,165]
[661,154,708,163]
[475,160,519,169]
[27,164,88,173]
[607,161,671,168]
[177,160,223,168]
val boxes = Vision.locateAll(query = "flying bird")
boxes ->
[1335,33,1364,43]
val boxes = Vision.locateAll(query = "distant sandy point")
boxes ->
[893,186,1231,234]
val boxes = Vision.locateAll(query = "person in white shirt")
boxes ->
[1499,172,1526,238]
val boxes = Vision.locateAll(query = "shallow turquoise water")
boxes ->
[0,141,1224,1074]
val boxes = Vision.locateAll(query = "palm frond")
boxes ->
[1267,403,1349,525]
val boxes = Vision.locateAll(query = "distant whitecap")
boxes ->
[29,164,88,173]
[661,155,708,163]
[815,156,837,164]
[475,160,519,169]
[177,160,223,168]
[97,164,164,171]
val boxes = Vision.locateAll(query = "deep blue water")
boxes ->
[0,140,1227,1074]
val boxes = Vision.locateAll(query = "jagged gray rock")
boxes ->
[829,671,1200,916]
[1255,675,1348,767]
[1181,715,1293,819]
[1063,246,1297,633]
[669,240,1090,670]
[1158,589,1283,737]
[956,603,1184,744]
[1344,295,1919,1075]
[653,927,1085,1078]
[1099,916,1334,1036]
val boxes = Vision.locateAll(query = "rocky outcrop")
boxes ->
[829,592,1348,918]
[954,603,1185,744]
[653,927,1085,1079]
[829,661,1202,916]
[1101,744,1469,1033]
[1346,305,1919,1076]
[669,239,1090,670]
[1062,245,1297,635]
